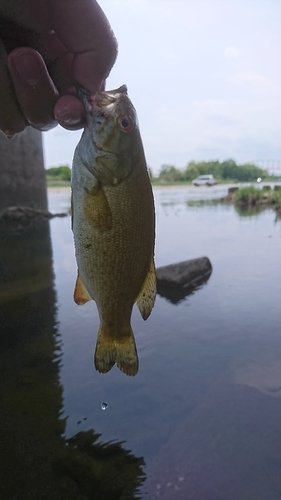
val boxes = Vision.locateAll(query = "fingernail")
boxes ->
[12,51,43,86]
[60,118,81,126]
[54,110,81,126]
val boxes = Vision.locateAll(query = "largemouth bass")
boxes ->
[71,85,156,376]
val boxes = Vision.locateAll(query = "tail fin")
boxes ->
[94,326,139,376]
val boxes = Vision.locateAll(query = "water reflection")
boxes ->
[156,257,212,304]
[233,203,281,222]
[157,272,212,304]
[41,187,281,498]
[186,199,220,208]
[0,219,145,498]
[234,204,266,218]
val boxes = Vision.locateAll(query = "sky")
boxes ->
[43,0,281,174]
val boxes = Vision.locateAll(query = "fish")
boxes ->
[71,85,156,376]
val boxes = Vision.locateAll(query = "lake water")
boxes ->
[1,185,281,499]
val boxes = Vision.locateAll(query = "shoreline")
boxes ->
[47,185,71,193]
[47,183,241,193]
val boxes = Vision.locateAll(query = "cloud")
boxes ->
[194,99,229,114]
[42,0,281,170]
[193,100,239,127]
[43,128,81,168]
[225,73,280,93]
[224,46,239,59]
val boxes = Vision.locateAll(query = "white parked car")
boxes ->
[192,174,217,186]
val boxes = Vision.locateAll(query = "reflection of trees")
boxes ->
[0,220,145,499]
[235,204,281,221]
[234,204,264,218]
[56,431,145,499]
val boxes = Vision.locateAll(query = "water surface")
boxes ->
[1,185,281,499]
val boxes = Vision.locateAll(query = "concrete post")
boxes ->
[0,128,47,211]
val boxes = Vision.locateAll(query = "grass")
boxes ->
[151,179,192,186]
[273,189,281,205]
[46,179,71,188]
[233,185,281,212]
[234,185,263,202]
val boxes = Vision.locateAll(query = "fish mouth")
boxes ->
[81,85,128,118]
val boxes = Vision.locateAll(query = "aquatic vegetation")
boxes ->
[234,185,264,203]
[233,185,281,213]
[273,187,281,205]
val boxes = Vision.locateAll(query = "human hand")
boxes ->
[0,0,117,136]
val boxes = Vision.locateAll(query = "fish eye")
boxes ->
[118,115,134,133]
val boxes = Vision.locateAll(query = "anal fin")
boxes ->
[74,272,92,305]
[136,258,156,320]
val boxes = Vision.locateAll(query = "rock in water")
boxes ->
[156,257,212,303]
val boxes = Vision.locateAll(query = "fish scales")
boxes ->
[79,171,154,317]
[72,85,156,376]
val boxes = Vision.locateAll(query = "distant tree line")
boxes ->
[46,165,71,181]
[46,160,269,184]
[154,159,268,183]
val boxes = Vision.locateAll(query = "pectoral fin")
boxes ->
[136,258,156,320]
[74,272,92,305]
[84,184,112,231]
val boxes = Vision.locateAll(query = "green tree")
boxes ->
[46,165,71,181]
[183,164,199,181]
[237,163,266,181]
[158,164,183,182]
[184,160,221,180]
[155,159,269,184]
[221,159,238,180]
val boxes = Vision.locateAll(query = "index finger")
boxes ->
[50,0,118,93]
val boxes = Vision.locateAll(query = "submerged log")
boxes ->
[156,257,212,303]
